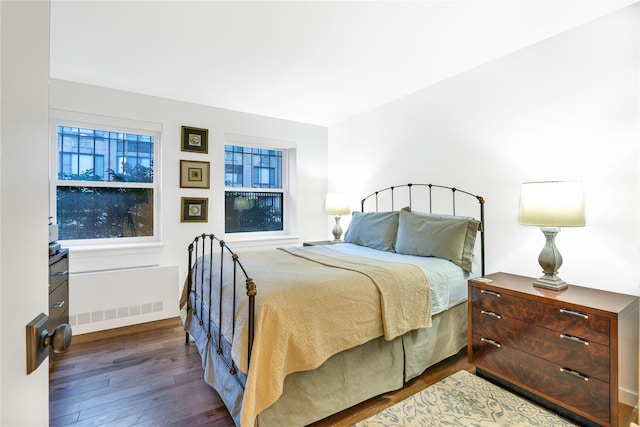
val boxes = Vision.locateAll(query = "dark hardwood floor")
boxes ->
[50,317,637,427]
[49,317,473,426]
[49,318,233,426]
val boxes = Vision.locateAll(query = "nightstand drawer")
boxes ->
[471,333,609,424]
[49,279,68,323]
[49,256,69,292]
[472,307,610,381]
[471,286,610,345]
[303,240,341,246]
[471,286,542,322]
[537,304,609,346]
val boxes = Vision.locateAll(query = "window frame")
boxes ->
[223,134,295,238]
[49,115,161,246]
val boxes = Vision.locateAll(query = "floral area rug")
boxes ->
[353,370,576,426]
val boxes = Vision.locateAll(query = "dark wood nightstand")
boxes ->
[302,240,342,246]
[468,272,638,427]
[49,248,69,365]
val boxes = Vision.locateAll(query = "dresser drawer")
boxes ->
[470,286,610,345]
[49,256,69,292]
[49,279,68,325]
[537,304,609,346]
[472,307,610,382]
[471,333,609,424]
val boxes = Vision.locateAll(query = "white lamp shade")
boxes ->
[324,193,350,215]
[233,196,250,211]
[518,181,585,227]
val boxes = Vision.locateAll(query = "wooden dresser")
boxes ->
[49,248,69,364]
[469,272,638,427]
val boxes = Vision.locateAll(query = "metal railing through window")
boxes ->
[225,191,283,233]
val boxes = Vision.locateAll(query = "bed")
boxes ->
[181,183,485,426]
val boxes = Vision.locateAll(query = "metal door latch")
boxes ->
[26,313,72,374]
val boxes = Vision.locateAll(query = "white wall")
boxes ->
[329,4,640,297]
[49,80,328,333]
[329,3,640,407]
[1,1,50,425]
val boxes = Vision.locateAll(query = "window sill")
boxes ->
[223,234,300,249]
[63,242,166,259]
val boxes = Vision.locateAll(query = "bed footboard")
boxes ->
[185,233,256,382]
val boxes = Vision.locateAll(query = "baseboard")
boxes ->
[620,386,639,408]
[71,317,181,344]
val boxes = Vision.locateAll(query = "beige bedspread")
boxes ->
[183,246,432,427]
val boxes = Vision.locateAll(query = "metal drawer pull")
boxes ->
[50,301,65,309]
[560,367,589,382]
[481,337,501,348]
[480,289,501,298]
[559,308,588,320]
[481,310,502,319]
[560,334,589,345]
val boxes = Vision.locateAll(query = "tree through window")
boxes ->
[54,126,157,242]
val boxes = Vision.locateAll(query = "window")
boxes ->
[52,124,158,243]
[224,145,285,233]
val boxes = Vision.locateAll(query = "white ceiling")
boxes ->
[49,1,636,126]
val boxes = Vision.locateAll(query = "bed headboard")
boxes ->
[360,183,485,275]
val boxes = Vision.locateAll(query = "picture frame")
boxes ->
[181,197,208,222]
[181,126,208,154]
[180,160,210,189]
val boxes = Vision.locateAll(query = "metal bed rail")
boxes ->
[185,233,256,382]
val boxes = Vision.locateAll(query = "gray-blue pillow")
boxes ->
[395,209,480,272]
[343,211,400,252]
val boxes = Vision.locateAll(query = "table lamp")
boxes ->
[324,193,350,241]
[518,181,585,290]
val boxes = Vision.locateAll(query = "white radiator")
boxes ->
[69,265,179,335]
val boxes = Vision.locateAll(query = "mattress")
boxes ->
[322,243,479,314]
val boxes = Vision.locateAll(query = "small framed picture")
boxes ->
[181,126,208,154]
[180,160,210,189]
[181,197,208,222]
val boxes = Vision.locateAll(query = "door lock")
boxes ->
[26,313,72,374]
